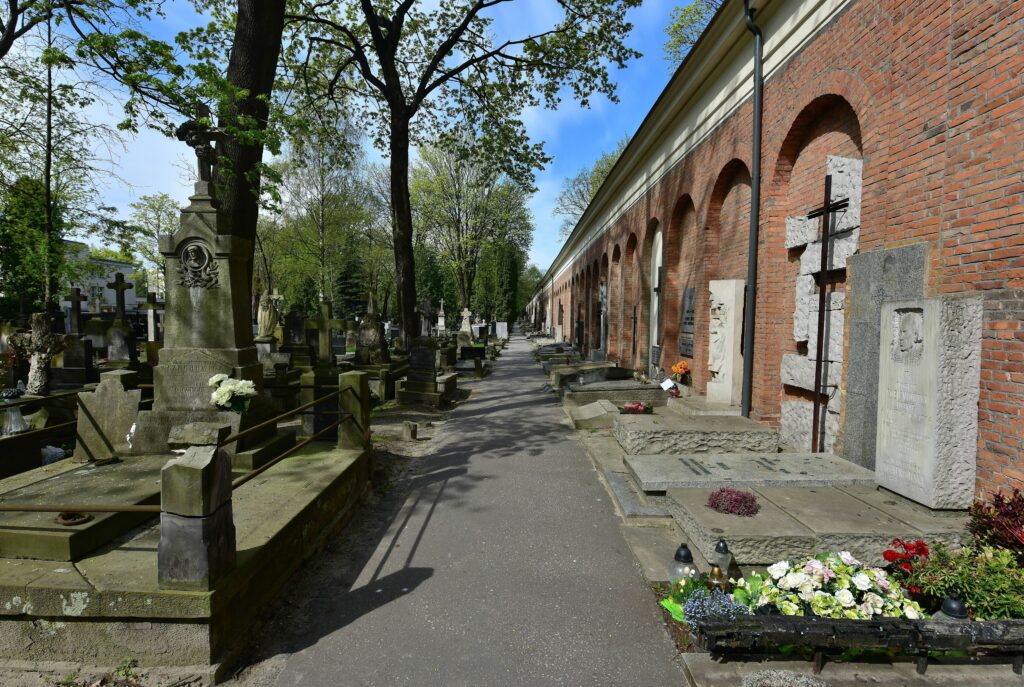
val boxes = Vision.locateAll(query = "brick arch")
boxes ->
[704,159,752,281]
[637,218,663,370]
[621,232,640,367]
[669,195,706,388]
[609,244,622,360]
[761,92,864,437]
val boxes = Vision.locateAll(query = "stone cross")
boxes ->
[439,298,445,315]
[107,272,133,322]
[68,287,88,335]
[460,307,472,333]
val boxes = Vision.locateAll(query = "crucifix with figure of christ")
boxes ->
[805,173,850,453]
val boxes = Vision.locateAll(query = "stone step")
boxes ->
[624,452,875,493]
[602,469,670,521]
[665,485,969,568]
[612,414,778,455]
[665,395,742,417]
[233,430,297,472]
[568,400,620,429]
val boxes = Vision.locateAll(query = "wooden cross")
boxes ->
[67,287,88,335]
[107,272,133,321]
[805,173,850,453]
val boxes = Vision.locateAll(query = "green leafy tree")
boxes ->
[288,0,641,342]
[126,193,178,268]
[517,264,542,318]
[411,143,532,313]
[554,136,629,238]
[664,0,723,68]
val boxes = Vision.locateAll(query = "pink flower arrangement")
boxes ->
[706,487,760,517]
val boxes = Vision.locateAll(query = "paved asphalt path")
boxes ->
[273,335,682,686]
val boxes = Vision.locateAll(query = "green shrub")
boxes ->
[904,543,1024,620]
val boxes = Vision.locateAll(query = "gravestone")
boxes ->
[75,370,141,463]
[844,243,927,468]
[706,279,744,406]
[355,295,389,366]
[678,286,695,357]
[132,179,265,453]
[874,296,982,509]
[398,337,443,406]
[460,308,472,333]
[437,299,446,332]
[495,321,509,340]
[67,288,88,336]
[105,273,136,367]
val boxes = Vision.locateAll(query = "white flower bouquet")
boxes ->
[209,374,257,413]
[731,551,926,620]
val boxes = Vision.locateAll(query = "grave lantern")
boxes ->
[932,594,968,622]
[714,538,736,576]
[669,542,700,582]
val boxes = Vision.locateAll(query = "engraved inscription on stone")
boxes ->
[679,287,695,357]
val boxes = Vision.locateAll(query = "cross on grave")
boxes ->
[805,173,850,453]
[107,272,133,322]
[67,287,88,336]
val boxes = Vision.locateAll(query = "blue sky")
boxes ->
[96,1,680,273]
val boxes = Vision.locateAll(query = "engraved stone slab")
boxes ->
[612,414,778,455]
[626,452,875,492]
[706,279,744,406]
[875,297,982,509]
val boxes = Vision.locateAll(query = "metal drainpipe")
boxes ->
[741,0,764,418]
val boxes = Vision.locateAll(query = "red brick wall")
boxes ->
[548,0,1023,494]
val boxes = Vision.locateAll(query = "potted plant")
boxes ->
[209,374,258,413]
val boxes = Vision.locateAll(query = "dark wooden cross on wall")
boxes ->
[107,272,134,322]
[805,173,850,453]
[67,287,88,336]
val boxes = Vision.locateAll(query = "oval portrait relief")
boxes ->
[177,239,220,289]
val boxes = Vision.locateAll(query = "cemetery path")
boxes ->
[263,335,682,687]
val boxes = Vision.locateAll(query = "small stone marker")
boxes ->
[75,370,141,463]
[874,296,982,509]
[403,421,418,441]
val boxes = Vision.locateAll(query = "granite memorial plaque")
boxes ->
[678,287,695,357]
[875,297,982,509]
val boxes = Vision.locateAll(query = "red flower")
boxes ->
[883,550,904,562]
[899,562,912,573]
[908,585,922,594]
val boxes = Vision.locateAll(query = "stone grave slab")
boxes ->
[612,414,778,455]
[625,452,875,492]
[548,361,616,387]
[665,487,817,566]
[756,487,924,561]
[619,523,697,583]
[568,400,619,429]
[562,379,668,408]
[874,297,982,509]
[665,395,741,417]
[0,455,166,561]
[837,485,968,545]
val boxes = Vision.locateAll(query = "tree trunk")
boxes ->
[389,114,418,345]
[216,0,287,295]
